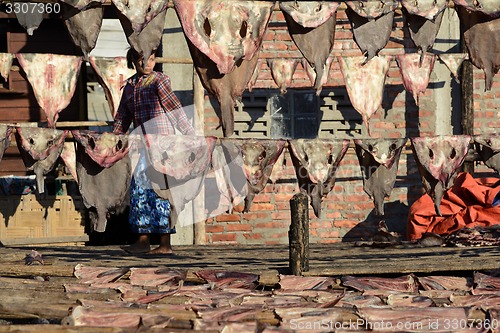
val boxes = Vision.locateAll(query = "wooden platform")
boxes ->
[0,243,498,332]
[0,243,499,277]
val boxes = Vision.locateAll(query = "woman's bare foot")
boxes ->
[121,243,151,254]
[147,246,174,255]
[122,234,151,254]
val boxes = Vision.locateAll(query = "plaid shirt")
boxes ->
[113,72,195,135]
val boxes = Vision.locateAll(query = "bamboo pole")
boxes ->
[2,0,460,9]
[193,70,206,245]
[155,57,193,65]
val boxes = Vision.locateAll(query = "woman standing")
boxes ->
[113,48,194,255]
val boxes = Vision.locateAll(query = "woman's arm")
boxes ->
[158,75,195,135]
[113,86,133,134]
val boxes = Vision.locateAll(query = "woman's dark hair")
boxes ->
[126,48,142,69]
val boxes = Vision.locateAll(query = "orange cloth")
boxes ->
[407,172,500,241]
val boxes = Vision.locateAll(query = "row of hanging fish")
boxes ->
[0,124,498,231]
[0,51,467,137]
[4,0,500,137]
[272,52,466,136]
[0,53,135,128]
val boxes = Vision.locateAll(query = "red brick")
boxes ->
[352,203,376,211]
[204,217,215,224]
[226,224,252,232]
[275,32,292,41]
[263,31,275,41]
[317,238,341,244]
[387,68,401,78]
[373,122,396,129]
[309,211,321,219]
[271,211,290,220]
[386,40,404,49]
[316,230,340,239]
[216,214,241,222]
[274,42,289,51]
[271,232,289,239]
[273,11,285,21]
[212,233,237,243]
[250,203,275,211]
[391,100,407,108]
[418,121,430,129]
[344,194,371,202]
[206,225,224,233]
[232,203,245,213]
[326,211,342,219]
[345,212,369,219]
[204,116,221,123]
[275,202,291,211]
[253,193,272,203]
[254,221,288,229]
[326,202,347,210]
[243,233,263,240]
[491,80,500,89]
[310,221,333,229]
[334,220,360,228]
[274,193,295,202]
[242,212,269,220]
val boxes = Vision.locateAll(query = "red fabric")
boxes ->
[407,173,500,241]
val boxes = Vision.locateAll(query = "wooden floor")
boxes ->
[1,242,499,277]
[0,243,499,332]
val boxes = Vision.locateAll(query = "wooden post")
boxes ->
[193,70,206,245]
[289,192,309,275]
[460,22,474,174]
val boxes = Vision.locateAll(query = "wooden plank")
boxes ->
[156,57,193,65]
[0,295,74,319]
[305,258,500,276]
[193,71,205,245]
[0,264,75,278]
[0,109,38,123]
[0,236,89,246]
[0,161,29,176]
[0,326,142,333]
[0,244,498,278]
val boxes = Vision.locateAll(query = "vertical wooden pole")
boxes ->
[460,22,474,174]
[193,70,206,245]
[289,192,309,275]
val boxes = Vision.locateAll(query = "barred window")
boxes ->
[269,91,319,139]
[234,88,362,139]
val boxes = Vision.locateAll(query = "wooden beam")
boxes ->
[0,0,461,10]
[192,70,206,245]
[0,236,88,246]
[460,21,475,174]
[5,121,112,128]
[155,57,193,65]
[0,264,75,278]
[289,192,309,276]
[0,326,141,333]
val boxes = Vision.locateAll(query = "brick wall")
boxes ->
[198,7,499,245]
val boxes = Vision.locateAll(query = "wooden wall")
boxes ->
[0,17,85,176]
